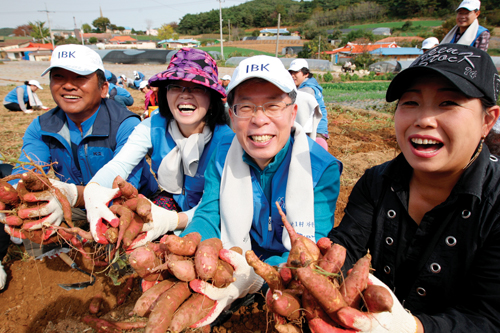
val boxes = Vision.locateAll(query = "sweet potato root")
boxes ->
[132,279,176,317]
[267,289,302,320]
[362,284,393,313]
[129,246,162,281]
[81,315,122,333]
[339,253,371,308]
[117,276,134,306]
[113,175,138,199]
[168,259,197,282]
[105,227,119,244]
[319,243,346,274]
[0,180,20,206]
[317,237,333,255]
[212,259,234,288]
[169,293,216,332]
[122,213,145,248]
[246,250,283,291]
[145,282,191,333]
[162,232,201,256]
[20,171,49,192]
[89,294,103,314]
[194,238,223,280]
[109,204,134,249]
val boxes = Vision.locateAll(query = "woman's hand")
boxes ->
[84,182,121,244]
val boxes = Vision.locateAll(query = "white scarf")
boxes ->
[295,90,321,139]
[27,88,43,108]
[157,121,212,194]
[220,122,315,253]
[441,19,479,46]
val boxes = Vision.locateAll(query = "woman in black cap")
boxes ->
[327,44,500,332]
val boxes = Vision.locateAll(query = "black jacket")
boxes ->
[329,147,500,332]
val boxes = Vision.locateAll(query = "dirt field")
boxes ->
[0,62,397,333]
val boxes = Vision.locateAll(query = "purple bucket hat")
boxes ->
[149,47,226,98]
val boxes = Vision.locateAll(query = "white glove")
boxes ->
[130,197,178,249]
[17,179,78,231]
[0,262,6,290]
[84,182,121,244]
[336,274,417,333]
[189,249,265,328]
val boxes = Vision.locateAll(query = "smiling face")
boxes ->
[456,8,480,32]
[229,79,297,170]
[289,70,307,88]
[50,68,107,122]
[166,80,211,137]
[395,75,497,176]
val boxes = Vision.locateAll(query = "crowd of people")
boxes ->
[1,2,499,328]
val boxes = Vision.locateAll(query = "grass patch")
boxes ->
[199,46,274,58]
[322,82,390,103]
[348,20,442,30]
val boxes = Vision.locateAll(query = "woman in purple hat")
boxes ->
[84,48,234,248]
[326,44,500,332]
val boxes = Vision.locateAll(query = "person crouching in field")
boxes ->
[0,44,155,259]
[173,55,343,328]
[328,44,500,332]
[3,80,48,113]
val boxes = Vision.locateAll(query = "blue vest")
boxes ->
[4,85,29,104]
[37,99,140,185]
[109,83,132,97]
[451,25,489,46]
[299,77,328,135]
[149,112,234,211]
[213,134,341,261]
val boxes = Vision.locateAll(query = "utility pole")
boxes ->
[38,3,55,47]
[217,0,225,61]
[228,19,230,42]
[318,35,321,60]
[275,13,280,58]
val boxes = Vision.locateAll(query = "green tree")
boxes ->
[92,17,111,32]
[158,24,175,40]
[81,23,92,33]
[55,36,79,45]
[28,21,50,42]
[89,37,98,44]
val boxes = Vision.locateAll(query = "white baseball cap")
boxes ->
[41,44,105,77]
[28,80,43,90]
[421,37,440,50]
[139,81,148,90]
[288,58,309,72]
[221,74,231,81]
[457,0,480,11]
[227,55,297,95]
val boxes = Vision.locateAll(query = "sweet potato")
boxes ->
[279,266,293,286]
[168,259,197,282]
[81,315,122,333]
[302,289,340,333]
[362,284,393,313]
[145,282,191,333]
[276,203,320,269]
[122,213,145,248]
[16,180,28,198]
[212,259,234,288]
[122,197,138,211]
[4,215,23,226]
[136,196,152,219]
[89,294,103,314]
[267,289,302,320]
[109,204,134,249]
[229,246,243,255]
[105,227,119,244]
[246,250,283,291]
[335,306,373,331]
[0,180,20,206]
[162,232,201,256]
[20,171,49,191]
[169,293,216,332]
[297,266,347,319]
[319,244,346,274]
[317,237,333,255]
[194,238,223,280]
[113,175,138,199]
[275,323,302,333]
[339,253,371,308]
[132,279,177,317]
[117,276,134,305]
[129,246,162,281]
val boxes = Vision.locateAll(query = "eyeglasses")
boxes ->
[167,84,208,95]
[231,101,294,118]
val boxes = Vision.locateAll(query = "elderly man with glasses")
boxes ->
[179,55,343,328]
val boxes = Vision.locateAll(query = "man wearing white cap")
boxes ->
[421,37,439,52]
[180,55,343,328]
[1,44,156,258]
[441,0,490,51]
[3,79,48,113]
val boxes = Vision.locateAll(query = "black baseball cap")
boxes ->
[386,43,500,104]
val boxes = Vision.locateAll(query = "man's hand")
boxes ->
[17,179,78,232]
[189,249,264,328]
[84,182,121,244]
[336,274,417,333]
[130,196,179,249]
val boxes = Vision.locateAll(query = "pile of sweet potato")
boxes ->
[125,232,238,333]
[0,170,88,254]
[247,204,393,333]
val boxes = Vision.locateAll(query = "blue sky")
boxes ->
[0,0,248,31]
